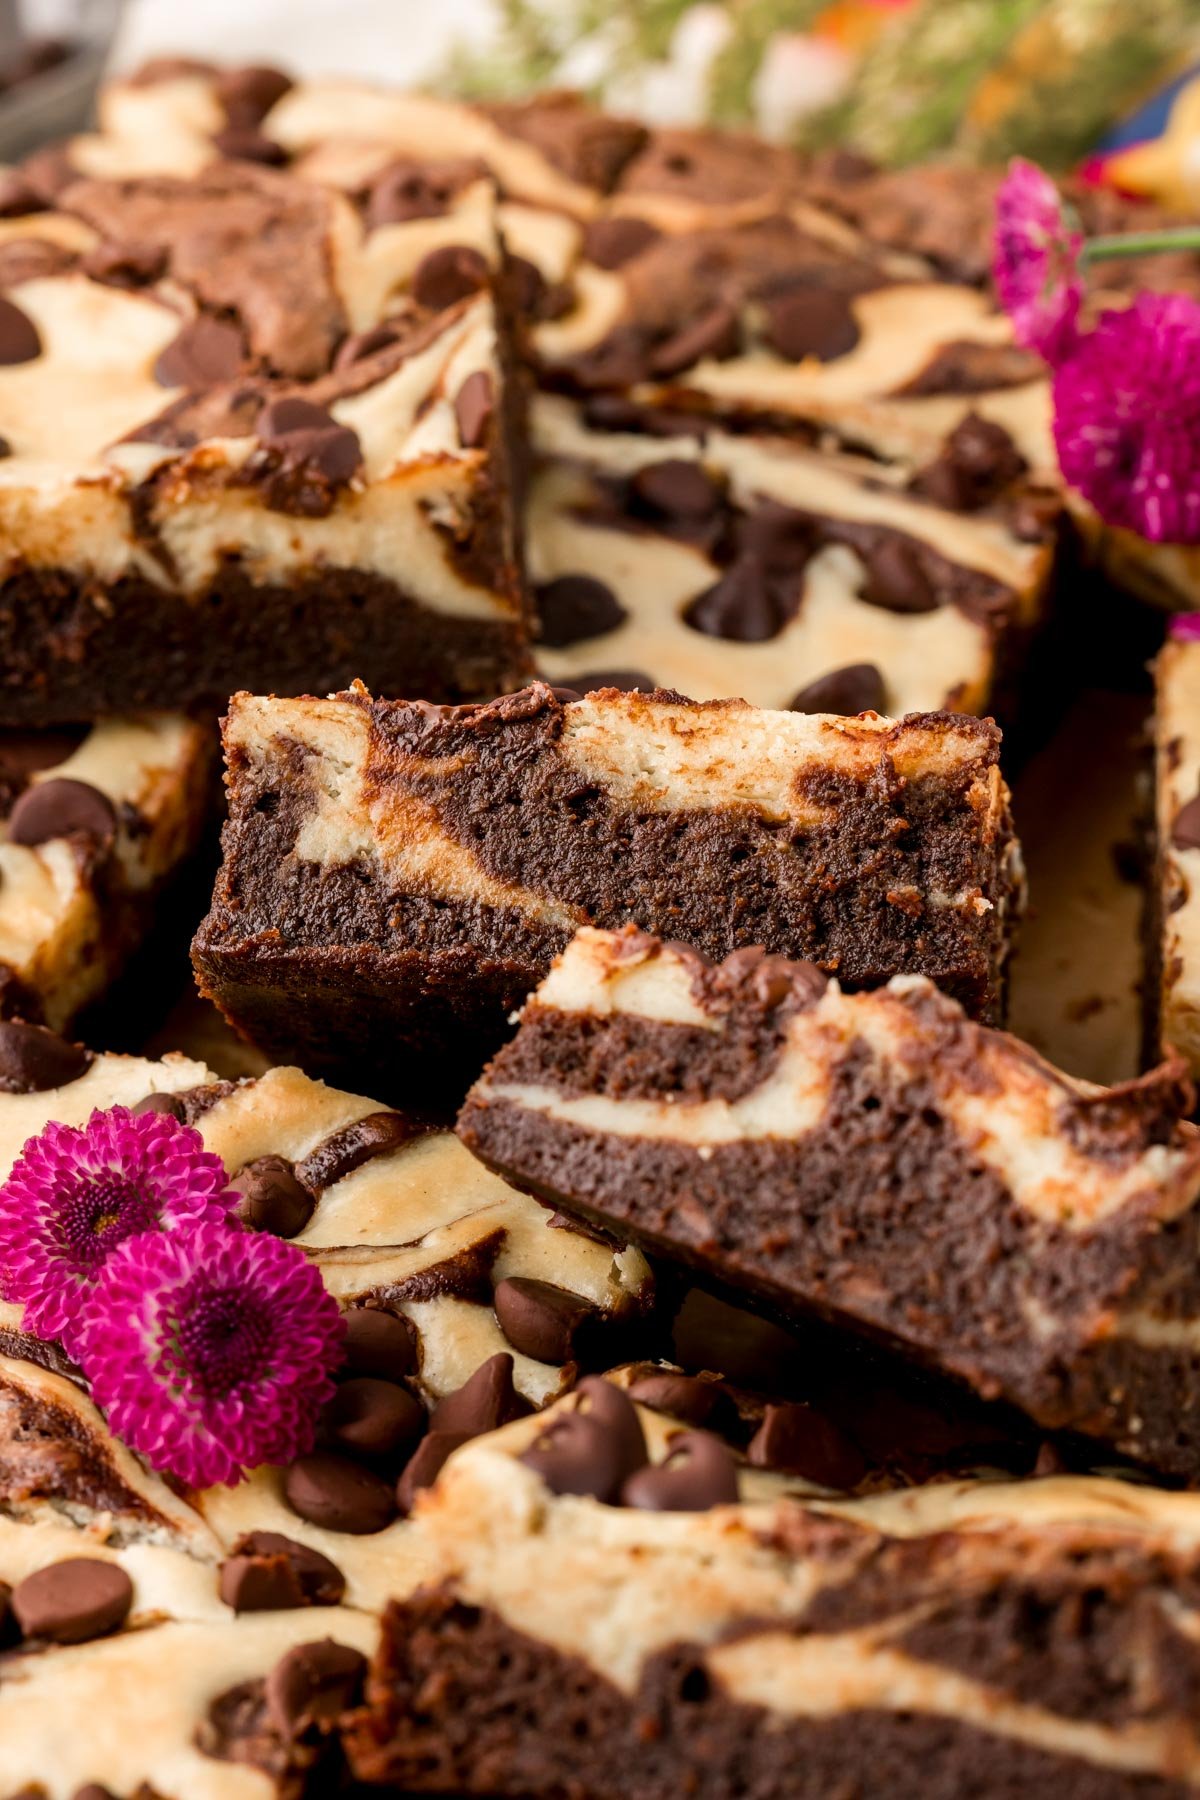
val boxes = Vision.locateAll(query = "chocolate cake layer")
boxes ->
[0,147,527,720]
[459,927,1200,1479]
[1152,630,1200,1086]
[346,1385,1200,1797]
[192,681,1020,1102]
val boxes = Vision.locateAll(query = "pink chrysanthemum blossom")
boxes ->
[1052,294,1200,544]
[78,1220,344,1488]
[994,158,1083,363]
[1170,612,1200,642]
[0,1106,235,1353]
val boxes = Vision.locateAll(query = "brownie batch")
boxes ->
[0,48,1197,1800]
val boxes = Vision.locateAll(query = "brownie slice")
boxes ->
[1151,627,1200,1087]
[0,153,527,722]
[192,681,1020,1102]
[346,1378,1200,1798]
[458,926,1200,1481]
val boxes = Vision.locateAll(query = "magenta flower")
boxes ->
[994,158,1083,363]
[1170,612,1200,642]
[77,1219,344,1488]
[1052,294,1200,543]
[0,1107,235,1353]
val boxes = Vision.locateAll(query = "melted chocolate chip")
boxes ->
[520,1377,647,1502]
[747,1401,865,1491]
[429,1351,531,1438]
[536,574,626,648]
[334,322,400,370]
[252,396,363,514]
[910,413,1027,513]
[630,458,722,523]
[265,1638,366,1740]
[212,124,288,166]
[154,315,247,389]
[71,1786,116,1800]
[859,537,939,614]
[219,1531,345,1612]
[215,64,293,127]
[1173,791,1200,851]
[284,1452,397,1535]
[0,170,42,217]
[620,1429,740,1511]
[367,160,464,228]
[583,215,661,270]
[649,303,740,378]
[684,553,782,642]
[231,1154,316,1239]
[296,1110,417,1193]
[81,238,168,288]
[341,1307,417,1382]
[322,1377,425,1462]
[0,294,40,365]
[0,1019,91,1093]
[7,776,117,850]
[763,288,858,363]
[789,663,885,717]
[454,369,494,449]
[131,1091,187,1119]
[567,667,658,694]
[396,1430,469,1516]
[0,725,86,809]
[411,243,489,311]
[493,1277,598,1366]
[12,1558,132,1644]
[626,1372,730,1431]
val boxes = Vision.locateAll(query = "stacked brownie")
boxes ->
[1151,625,1200,1088]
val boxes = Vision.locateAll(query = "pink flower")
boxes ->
[1052,294,1200,543]
[0,1107,235,1353]
[994,158,1083,363]
[1170,613,1200,642]
[77,1220,344,1488]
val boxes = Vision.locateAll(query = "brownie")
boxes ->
[191,681,1020,1102]
[458,926,1200,1481]
[346,1379,1200,1797]
[0,714,212,1030]
[1150,629,1200,1086]
[0,153,527,721]
[529,392,1059,719]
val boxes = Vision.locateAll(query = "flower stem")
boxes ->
[1081,230,1200,263]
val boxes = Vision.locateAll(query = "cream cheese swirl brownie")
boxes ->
[459,926,1200,1481]
[0,713,211,1031]
[346,1381,1200,1799]
[529,393,1058,718]
[0,148,527,721]
[191,681,1020,1101]
[1152,626,1200,1087]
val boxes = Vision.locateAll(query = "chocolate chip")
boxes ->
[411,244,489,311]
[296,1112,417,1196]
[395,1430,469,1515]
[649,303,740,380]
[1033,1439,1071,1478]
[536,574,626,648]
[71,1786,117,1800]
[1173,792,1200,851]
[493,1277,598,1366]
[684,554,782,642]
[213,124,288,165]
[322,1377,425,1462]
[219,1531,345,1613]
[859,537,939,614]
[0,1579,12,1646]
[583,215,661,270]
[0,170,41,217]
[507,253,546,314]
[215,63,293,127]
[747,1402,865,1491]
[334,323,400,370]
[231,1154,316,1239]
[910,413,1027,512]
[131,1091,187,1120]
[7,777,117,850]
[0,1020,90,1093]
[520,1377,647,1502]
[763,288,858,363]
[454,369,494,449]
[341,1307,417,1382]
[367,161,458,228]
[429,1351,532,1438]
[253,396,363,511]
[265,1638,366,1740]
[789,663,886,717]
[568,667,657,694]
[630,459,723,522]
[627,1373,730,1431]
[736,501,812,573]
[81,238,168,288]
[284,1452,397,1535]
[621,1430,740,1512]
[0,295,40,365]
[154,316,247,389]
[12,1558,132,1644]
